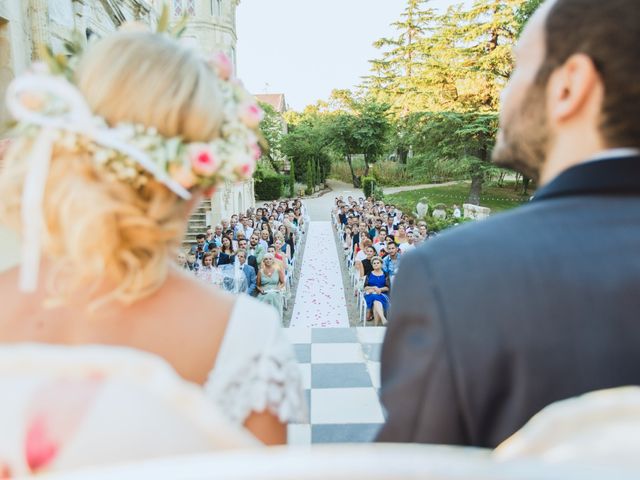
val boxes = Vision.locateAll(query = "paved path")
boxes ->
[383,180,465,195]
[289,221,350,328]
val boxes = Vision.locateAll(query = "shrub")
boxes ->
[362,176,376,198]
[255,174,284,200]
[288,162,296,197]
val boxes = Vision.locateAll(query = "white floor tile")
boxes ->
[367,361,381,389]
[287,424,311,446]
[311,388,385,424]
[298,363,311,389]
[356,327,387,344]
[284,327,311,344]
[311,343,365,364]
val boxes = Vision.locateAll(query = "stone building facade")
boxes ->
[0,0,253,229]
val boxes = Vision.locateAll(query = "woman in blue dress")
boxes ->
[364,256,390,326]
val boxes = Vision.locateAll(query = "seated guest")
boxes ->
[211,224,224,247]
[235,249,256,296]
[256,254,285,318]
[274,234,291,263]
[394,225,409,245]
[247,233,266,267]
[196,252,217,284]
[176,250,188,270]
[343,226,353,253]
[398,233,417,254]
[186,252,200,272]
[364,256,389,326]
[357,246,376,278]
[220,235,234,257]
[382,241,401,281]
[209,243,231,267]
[190,233,209,263]
[267,245,287,273]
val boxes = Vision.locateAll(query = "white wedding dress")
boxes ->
[204,294,306,425]
[0,295,305,477]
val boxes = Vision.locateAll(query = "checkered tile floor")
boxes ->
[284,326,387,444]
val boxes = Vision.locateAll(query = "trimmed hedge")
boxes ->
[255,175,284,200]
[362,176,376,198]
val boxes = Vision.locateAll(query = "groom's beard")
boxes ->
[492,83,550,182]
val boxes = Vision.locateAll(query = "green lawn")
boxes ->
[385,181,531,216]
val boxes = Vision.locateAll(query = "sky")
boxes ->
[236,0,467,111]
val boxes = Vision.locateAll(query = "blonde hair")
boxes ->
[0,32,224,306]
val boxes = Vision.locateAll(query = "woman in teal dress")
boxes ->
[257,253,285,319]
[364,256,390,326]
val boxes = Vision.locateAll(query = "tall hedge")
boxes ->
[362,176,376,198]
[255,175,284,200]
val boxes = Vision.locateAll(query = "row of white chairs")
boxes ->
[281,213,309,314]
[332,213,372,327]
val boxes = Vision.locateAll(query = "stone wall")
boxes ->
[463,203,491,220]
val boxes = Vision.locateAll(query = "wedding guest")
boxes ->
[186,252,200,272]
[235,249,256,296]
[259,229,271,250]
[364,256,390,326]
[256,253,285,318]
[220,235,234,257]
[357,246,376,279]
[175,250,189,271]
[382,241,401,281]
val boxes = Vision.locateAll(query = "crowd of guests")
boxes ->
[178,199,307,319]
[333,196,436,326]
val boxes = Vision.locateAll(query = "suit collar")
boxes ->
[533,155,640,202]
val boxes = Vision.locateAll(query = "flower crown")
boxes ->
[6,33,264,200]
[5,22,265,293]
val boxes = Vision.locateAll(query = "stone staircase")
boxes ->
[182,199,211,250]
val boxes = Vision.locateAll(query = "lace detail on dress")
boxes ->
[203,298,307,425]
[206,339,306,425]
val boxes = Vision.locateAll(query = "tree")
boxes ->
[515,0,544,35]
[409,112,499,204]
[328,113,361,187]
[280,118,332,190]
[353,102,392,177]
[364,0,438,115]
[258,102,287,173]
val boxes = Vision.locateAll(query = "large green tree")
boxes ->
[364,0,438,115]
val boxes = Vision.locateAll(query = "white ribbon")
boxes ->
[6,73,192,292]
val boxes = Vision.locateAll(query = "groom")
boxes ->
[378,0,640,448]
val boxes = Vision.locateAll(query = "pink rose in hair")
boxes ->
[212,52,233,81]
[188,144,219,176]
[239,102,264,129]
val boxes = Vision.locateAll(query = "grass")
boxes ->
[385,181,531,216]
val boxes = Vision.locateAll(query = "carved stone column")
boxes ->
[28,0,50,60]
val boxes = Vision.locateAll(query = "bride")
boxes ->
[0,29,304,445]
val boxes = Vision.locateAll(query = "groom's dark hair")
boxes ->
[537,0,639,149]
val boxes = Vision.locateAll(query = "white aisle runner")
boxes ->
[290,221,350,328]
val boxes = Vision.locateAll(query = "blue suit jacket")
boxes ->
[241,263,257,295]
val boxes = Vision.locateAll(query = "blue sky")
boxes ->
[236,0,468,111]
